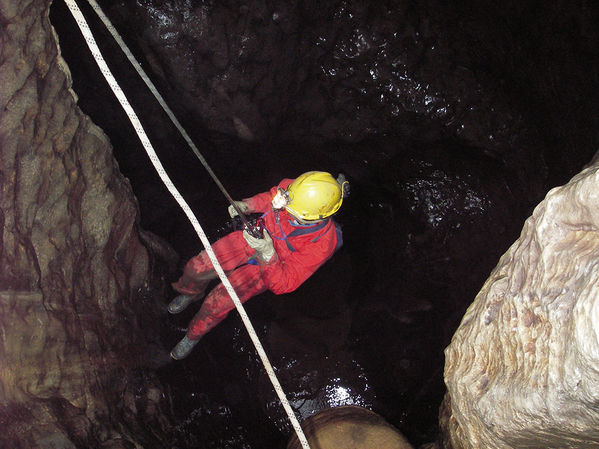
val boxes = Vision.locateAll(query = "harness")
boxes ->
[269,209,343,252]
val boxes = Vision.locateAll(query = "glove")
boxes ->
[228,200,250,218]
[243,229,276,263]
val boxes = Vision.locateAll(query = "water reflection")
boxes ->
[292,365,371,417]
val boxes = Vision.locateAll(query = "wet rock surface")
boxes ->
[442,162,599,448]
[287,405,414,449]
[50,0,599,447]
[0,0,173,447]
[3,0,599,448]
[89,0,551,197]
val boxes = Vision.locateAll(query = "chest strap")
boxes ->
[269,210,333,252]
[284,219,332,252]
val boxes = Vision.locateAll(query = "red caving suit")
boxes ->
[172,178,342,340]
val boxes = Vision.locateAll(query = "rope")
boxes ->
[62,1,311,447]
[83,0,258,236]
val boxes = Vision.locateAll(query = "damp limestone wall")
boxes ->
[0,1,171,447]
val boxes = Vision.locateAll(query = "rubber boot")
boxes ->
[168,271,218,314]
[170,335,201,360]
[167,294,200,314]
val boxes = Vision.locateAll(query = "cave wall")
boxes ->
[98,0,550,199]
[0,0,171,446]
[440,158,599,448]
[4,0,599,447]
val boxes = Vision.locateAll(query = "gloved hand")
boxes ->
[243,229,276,263]
[228,200,250,218]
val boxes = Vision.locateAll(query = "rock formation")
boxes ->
[287,406,414,449]
[4,0,599,447]
[441,160,599,447]
[0,0,172,446]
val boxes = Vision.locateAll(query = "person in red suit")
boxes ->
[169,171,349,359]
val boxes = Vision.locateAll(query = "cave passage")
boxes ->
[48,0,599,447]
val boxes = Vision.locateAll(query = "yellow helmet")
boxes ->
[285,171,344,220]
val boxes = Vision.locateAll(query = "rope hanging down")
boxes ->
[84,0,259,237]
[62,1,311,447]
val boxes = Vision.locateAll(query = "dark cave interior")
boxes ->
[49,0,599,447]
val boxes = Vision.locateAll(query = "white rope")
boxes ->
[84,0,233,203]
[62,1,311,447]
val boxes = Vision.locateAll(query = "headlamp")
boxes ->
[272,187,290,209]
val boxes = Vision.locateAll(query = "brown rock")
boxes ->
[0,0,171,446]
[287,406,414,449]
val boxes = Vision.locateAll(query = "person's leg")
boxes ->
[171,231,253,295]
[169,231,255,313]
[187,263,266,338]
[168,251,218,313]
[170,264,266,359]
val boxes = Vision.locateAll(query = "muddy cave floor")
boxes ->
[47,2,599,448]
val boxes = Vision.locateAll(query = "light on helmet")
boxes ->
[271,187,290,209]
